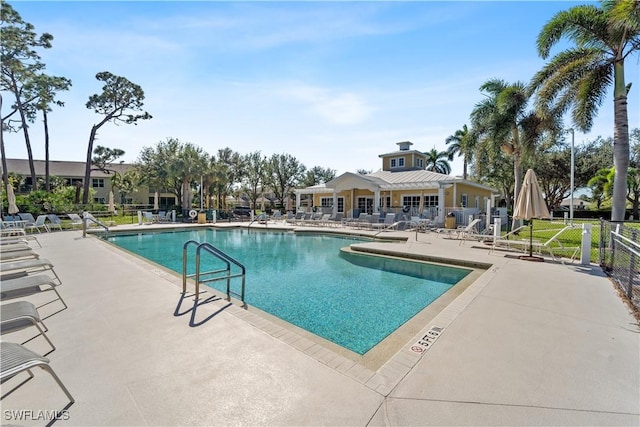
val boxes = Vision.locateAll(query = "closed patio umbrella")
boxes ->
[513,169,550,260]
[153,191,159,211]
[7,185,19,215]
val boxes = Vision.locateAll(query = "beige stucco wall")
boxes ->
[311,183,494,212]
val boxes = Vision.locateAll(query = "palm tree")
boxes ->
[471,79,556,211]
[424,148,451,175]
[445,124,476,180]
[170,143,208,213]
[531,0,640,221]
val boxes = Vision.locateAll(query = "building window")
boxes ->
[390,158,397,168]
[94,197,106,204]
[320,197,344,213]
[424,195,438,207]
[357,197,373,214]
[92,178,105,188]
[461,194,468,208]
[398,157,405,167]
[415,158,424,168]
[402,196,421,207]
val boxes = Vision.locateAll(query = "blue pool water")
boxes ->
[107,229,470,354]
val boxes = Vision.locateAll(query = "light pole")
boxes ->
[567,128,575,226]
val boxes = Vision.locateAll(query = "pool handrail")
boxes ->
[182,240,247,306]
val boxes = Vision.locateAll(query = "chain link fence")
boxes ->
[599,220,640,311]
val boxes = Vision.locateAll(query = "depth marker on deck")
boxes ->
[410,326,444,354]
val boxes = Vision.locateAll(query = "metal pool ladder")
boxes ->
[182,240,246,307]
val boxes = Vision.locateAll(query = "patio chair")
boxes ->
[67,213,84,230]
[0,229,41,248]
[492,225,580,263]
[0,247,39,262]
[46,214,64,231]
[1,301,56,355]
[286,212,304,225]
[0,258,62,284]
[0,341,74,404]
[156,211,171,223]
[346,213,368,228]
[454,218,482,239]
[0,273,67,318]
[328,212,344,227]
[364,213,381,229]
[370,213,396,230]
[25,215,49,234]
[17,213,36,229]
[142,211,155,224]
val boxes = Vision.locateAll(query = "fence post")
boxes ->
[628,229,636,299]
[580,223,592,265]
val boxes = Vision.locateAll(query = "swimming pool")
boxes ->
[107,228,471,354]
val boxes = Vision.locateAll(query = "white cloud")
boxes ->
[283,84,373,125]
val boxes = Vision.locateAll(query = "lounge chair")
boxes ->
[286,212,304,225]
[301,212,323,226]
[0,274,67,317]
[1,301,55,355]
[0,341,74,404]
[0,229,42,248]
[492,225,580,263]
[328,212,344,227]
[364,213,381,229]
[83,212,109,228]
[156,211,171,223]
[346,213,368,228]
[25,215,49,234]
[0,242,31,252]
[0,248,39,262]
[0,258,62,284]
[67,213,84,230]
[370,213,396,230]
[17,213,36,229]
[454,218,482,239]
[46,214,64,231]
[142,211,155,224]
[271,210,283,222]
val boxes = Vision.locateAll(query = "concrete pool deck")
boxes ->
[1,222,639,426]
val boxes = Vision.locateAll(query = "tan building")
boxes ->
[295,141,499,226]
[4,158,175,208]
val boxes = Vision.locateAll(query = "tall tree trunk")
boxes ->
[44,109,50,192]
[611,61,630,222]
[0,94,9,197]
[82,124,98,204]
[18,107,37,191]
[462,158,468,180]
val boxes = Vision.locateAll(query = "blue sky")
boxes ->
[3,1,638,176]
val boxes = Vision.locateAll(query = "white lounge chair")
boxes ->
[371,213,396,230]
[492,225,580,263]
[1,301,56,355]
[0,258,62,284]
[46,214,64,231]
[142,212,155,224]
[0,273,67,318]
[0,342,74,405]
[17,213,36,229]
[0,229,41,248]
[67,213,84,230]
[25,215,49,234]
[0,248,39,262]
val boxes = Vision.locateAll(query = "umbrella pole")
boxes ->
[529,219,533,257]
